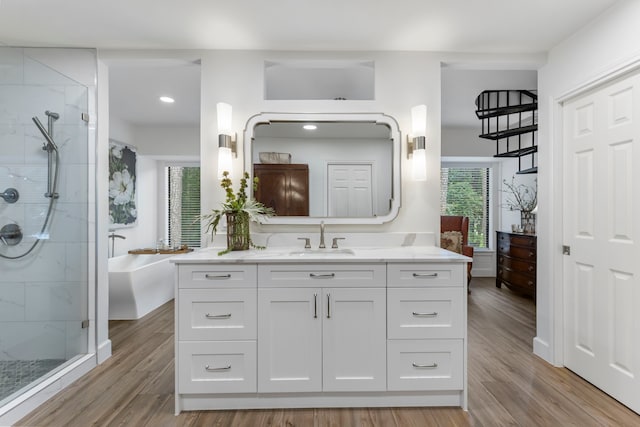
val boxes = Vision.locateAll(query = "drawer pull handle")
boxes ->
[205,365,231,372]
[310,273,335,279]
[205,274,231,280]
[412,362,438,369]
[205,313,231,319]
[413,273,438,278]
[412,311,438,317]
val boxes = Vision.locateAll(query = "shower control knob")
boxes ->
[0,188,19,204]
[0,224,23,246]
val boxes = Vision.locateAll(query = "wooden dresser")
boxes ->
[253,164,309,216]
[496,231,536,302]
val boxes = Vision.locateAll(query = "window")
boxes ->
[167,166,200,248]
[440,166,491,248]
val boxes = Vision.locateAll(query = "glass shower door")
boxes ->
[0,47,89,407]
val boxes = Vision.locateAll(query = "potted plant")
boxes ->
[202,171,274,255]
[502,176,537,233]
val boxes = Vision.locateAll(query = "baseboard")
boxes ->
[97,339,112,364]
[533,336,555,365]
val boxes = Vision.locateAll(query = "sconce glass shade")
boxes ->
[216,102,233,135]
[411,104,427,136]
[411,147,427,181]
[217,146,233,180]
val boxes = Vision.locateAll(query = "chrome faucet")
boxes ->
[319,221,326,249]
[108,231,126,258]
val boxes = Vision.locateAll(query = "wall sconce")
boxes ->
[216,102,236,179]
[407,104,427,181]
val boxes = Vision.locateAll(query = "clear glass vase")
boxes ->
[226,211,250,251]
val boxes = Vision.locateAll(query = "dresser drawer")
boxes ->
[387,263,464,288]
[178,264,257,289]
[509,234,536,248]
[497,267,536,290]
[257,264,386,288]
[178,341,256,394]
[178,289,256,340]
[388,288,464,339]
[497,255,536,276]
[387,339,463,391]
[497,244,536,260]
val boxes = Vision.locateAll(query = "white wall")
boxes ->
[200,50,451,248]
[538,0,640,364]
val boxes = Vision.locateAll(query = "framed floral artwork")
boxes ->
[109,140,137,228]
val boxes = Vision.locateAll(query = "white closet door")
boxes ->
[563,70,640,413]
[327,163,373,217]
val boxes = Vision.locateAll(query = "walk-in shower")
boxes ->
[0,47,93,419]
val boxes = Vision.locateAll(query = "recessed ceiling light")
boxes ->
[303,124,317,130]
[159,96,175,103]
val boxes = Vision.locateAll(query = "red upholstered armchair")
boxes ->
[441,215,474,290]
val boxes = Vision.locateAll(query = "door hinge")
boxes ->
[81,113,90,123]
[81,319,90,329]
[562,245,571,255]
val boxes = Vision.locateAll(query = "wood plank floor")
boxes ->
[16,277,640,426]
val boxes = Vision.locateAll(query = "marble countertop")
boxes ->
[170,245,471,264]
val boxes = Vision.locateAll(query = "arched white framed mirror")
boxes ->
[243,112,401,225]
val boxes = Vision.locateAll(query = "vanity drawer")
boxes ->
[257,264,386,288]
[178,264,257,289]
[387,263,464,288]
[178,289,257,340]
[387,339,463,391]
[178,341,256,394]
[387,288,464,339]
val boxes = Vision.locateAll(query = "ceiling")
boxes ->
[0,0,619,127]
[0,0,618,52]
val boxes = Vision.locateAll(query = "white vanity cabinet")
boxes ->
[176,264,257,395]
[174,250,468,414]
[258,287,386,393]
[386,263,466,393]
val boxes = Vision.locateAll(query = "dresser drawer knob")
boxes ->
[412,362,438,369]
[529,252,534,257]
[413,311,438,317]
[205,313,231,319]
[412,273,438,278]
[205,364,231,372]
[529,266,534,272]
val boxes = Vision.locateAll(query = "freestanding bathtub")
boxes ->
[108,253,175,320]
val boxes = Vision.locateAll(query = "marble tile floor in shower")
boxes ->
[0,359,66,403]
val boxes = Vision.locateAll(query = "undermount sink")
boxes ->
[289,248,355,256]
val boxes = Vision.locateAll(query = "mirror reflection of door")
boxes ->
[327,163,374,217]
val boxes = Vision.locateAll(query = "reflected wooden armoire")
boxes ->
[253,164,309,216]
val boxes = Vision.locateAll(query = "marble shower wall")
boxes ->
[0,47,89,362]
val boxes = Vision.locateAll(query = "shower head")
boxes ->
[45,111,60,120]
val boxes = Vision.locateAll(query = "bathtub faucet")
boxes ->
[109,232,126,258]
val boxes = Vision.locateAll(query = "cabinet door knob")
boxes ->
[327,293,331,318]
[313,293,318,319]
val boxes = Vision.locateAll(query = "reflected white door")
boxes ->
[563,70,640,412]
[327,163,373,217]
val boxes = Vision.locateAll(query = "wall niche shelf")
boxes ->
[264,60,375,101]
[475,90,538,174]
